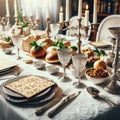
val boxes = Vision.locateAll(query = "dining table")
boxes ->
[0,35,120,120]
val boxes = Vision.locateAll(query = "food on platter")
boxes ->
[21,34,41,52]
[46,46,59,54]
[85,68,109,84]
[37,37,52,50]
[45,39,77,63]
[0,37,12,48]
[86,68,109,78]
[21,31,47,52]
[30,41,46,58]
[5,75,55,98]
[82,47,94,58]
[93,60,107,70]
[86,56,100,68]
[45,51,59,63]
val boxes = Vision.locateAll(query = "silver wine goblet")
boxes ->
[58,48,72,82]
[72,53,87,89]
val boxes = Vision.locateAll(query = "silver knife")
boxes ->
[47,91,81,118]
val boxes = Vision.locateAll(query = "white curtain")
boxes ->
[19,0,61,30]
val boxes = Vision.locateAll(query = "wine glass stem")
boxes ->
[17,48,20,60]
[63,66,66,78]
[78,73,81,84]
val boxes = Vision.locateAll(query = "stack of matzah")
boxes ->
[5,75,55,98]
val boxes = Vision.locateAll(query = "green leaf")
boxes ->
[100,49,107,55]
[30,41,38,47]
[52,40,65,48]
[4,37,10,42]
[70,46,77,51]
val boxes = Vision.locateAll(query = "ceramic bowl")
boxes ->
[85,68,110,84]
[46,65,59,75]
[2,47,13,54]
[33,61,45,69]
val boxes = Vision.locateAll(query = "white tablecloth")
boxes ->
[0,48,120,120]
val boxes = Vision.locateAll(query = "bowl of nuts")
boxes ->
[85,68,110,84]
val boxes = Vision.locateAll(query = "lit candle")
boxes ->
[65,0,69,21]
[59,6,63,23]
[93,0,98,24]
[78,0,82,19]
[36,5,39,19]
[46,2,50,18]
[6,0,10,17]
[14,0,17,17]
[84,5,89,26]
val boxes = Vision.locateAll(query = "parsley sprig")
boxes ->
[93,47,106,56]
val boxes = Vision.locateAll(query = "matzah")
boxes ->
[5,75,55,98]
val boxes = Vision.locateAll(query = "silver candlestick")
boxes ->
[104,27,120,94]
[45,18,50,38]
[77,18,82,53]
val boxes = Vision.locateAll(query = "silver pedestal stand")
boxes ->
[104,27,120,94]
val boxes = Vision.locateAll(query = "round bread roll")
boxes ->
[64,41,71,47]
[46,46,58,54]
[37,37,52,50]
[93,60,107,69]
[30,46,46,58]
[45,51,59,63]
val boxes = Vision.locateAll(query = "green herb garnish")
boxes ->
[4,37,10,42]
[93,47,106,56]
[17,9,29,28]
[70,46,77,51]
[30,41,47,50]
[52,39,65,48]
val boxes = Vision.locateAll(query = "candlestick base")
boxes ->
[64,21,70,28]
[83,25,89,38]
[59,22,65,30]
[90,23,99,41]
[35,19,40,30]
[14,16,18,26]
[104,74,120,94]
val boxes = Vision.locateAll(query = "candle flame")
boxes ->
[86,4,88,10]
[60,6,63,12]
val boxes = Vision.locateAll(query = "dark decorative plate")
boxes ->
[0,66,16,75]
[1,83,56,104]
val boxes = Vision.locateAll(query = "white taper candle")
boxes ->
[59,6,64,23]
[65,0,70,21]
[6,0,10,17]
[78,0,82,19]
[93,0,98,24]
[84,5,89,26]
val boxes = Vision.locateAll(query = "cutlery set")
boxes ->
[35,91,81,118]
